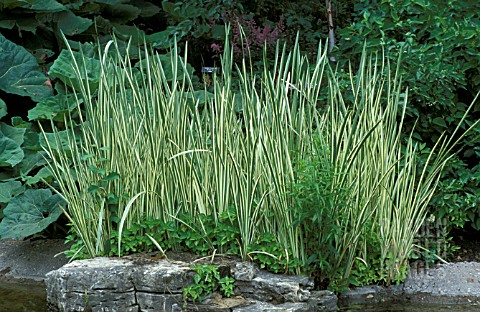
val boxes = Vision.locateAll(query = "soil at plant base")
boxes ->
[451,225,480,262]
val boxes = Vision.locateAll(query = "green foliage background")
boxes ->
[334,0,480,231]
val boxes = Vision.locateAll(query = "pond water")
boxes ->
[340,302,480,312]
[1,280,479,312]
[0,280,47,312]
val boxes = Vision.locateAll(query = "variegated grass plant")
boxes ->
[323,49,479,287]
[41,36,324,264]
[41,34,477,287]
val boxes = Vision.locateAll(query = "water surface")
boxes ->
[2,280,480,312]
[0,280,47,312]
[340,302,480,312]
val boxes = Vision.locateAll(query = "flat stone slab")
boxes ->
[232,300,311,312]
[338,285,403,305]
[0,238,70,281]
[403,262,480,304]
[340,262,480,306]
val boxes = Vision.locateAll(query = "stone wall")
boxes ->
[45,255,337,312]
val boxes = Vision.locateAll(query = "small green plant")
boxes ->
[108,217,182,257]
[247,232,302,274]
[61,208,240,261]
[348,246,407,288]
[64,228,88,260]
[289,134,349,288]
[83,288,89,308]
[218,276,235,297]
[183,265,235,303]
[106,210,241,258]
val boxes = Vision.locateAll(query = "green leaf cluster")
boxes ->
[0,33,53,102]
[107,208,241,258]
[157,0,242,45]
[183,265,235,303]
[336,0,480,117]
[0,112,58,237]
[430,156,480,230]
[0,0,161,39]
[247,232,302,275]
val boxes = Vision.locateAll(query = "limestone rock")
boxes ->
[232,262,257,281]
[136,293,183,312]
[308,290,338,311]
[184,294,251,311]
[46,258,137,312]
[45,256,338,312]
[131,261,193,293]
[232,300,311,312]
[338,285,388,305]
[236,270,314,303]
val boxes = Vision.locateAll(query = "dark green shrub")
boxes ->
[334,0,480,232]
[289,135,350,289]
[183,265,235,303]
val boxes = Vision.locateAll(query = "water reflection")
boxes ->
[0,280,47,312]
[2,280,479,312]
[340,302,480,312]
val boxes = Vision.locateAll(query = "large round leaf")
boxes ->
[0,122,26,146]
[57,10,93,36]
[48,49,101,92]
[0,189,64,239]
[28,94,81,121]
[0,135,24,167]
[0,181,24,204]
[0,98,6,119]
[0,33,53,101]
